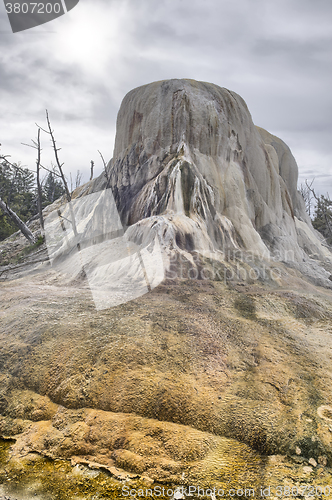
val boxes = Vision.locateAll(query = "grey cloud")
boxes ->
[0,0,331,195]
[252,37,332,66]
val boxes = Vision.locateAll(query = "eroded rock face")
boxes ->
[80,79,331,286]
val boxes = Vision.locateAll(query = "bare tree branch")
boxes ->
[44,110,78,237]
[44,110,71,203]
[306,180,332,241]
[300,178,315,217]
[39,163,62,178]
[98,150,111,188]
[75,170,82,189]
[1,152,60,180]
[0,155,29,175]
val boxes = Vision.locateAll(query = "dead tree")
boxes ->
[90,160,94,181]
[35,128,44,231]
[300,178,315,217]
[44,111,71,202]
[306,180,332,242]
[22,128,44,232]
[0,155,37,244]
[75,169,82,189]
[98,150,111,188]
[69,172,73,192]
[39,110,78,237]
[0,195,36,244]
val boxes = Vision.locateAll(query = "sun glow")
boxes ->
[54,1,132,77]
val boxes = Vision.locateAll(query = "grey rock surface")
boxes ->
[81,79,331,285]
[45,79,331,288]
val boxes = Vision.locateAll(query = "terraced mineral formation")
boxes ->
[1,80,332,499]
[81,79,332,287]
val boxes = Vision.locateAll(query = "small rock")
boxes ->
[295,446,301,455]
[141,476,154,486]
[174,489,185,500]
[308,458,317,467]
[318,455,327,466]
[303,466,313,474]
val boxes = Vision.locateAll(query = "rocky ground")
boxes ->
[1,232,332,498]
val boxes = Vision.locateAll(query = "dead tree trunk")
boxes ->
[98,150,111,188]
[306,180,332,242]
[44,110,78,237]
[45,111,71,202]
[90,160,94,181]
[0,196,36,244]
[22,128,45,233]
[36,128,44,232]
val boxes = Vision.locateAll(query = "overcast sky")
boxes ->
[0,0,331,195]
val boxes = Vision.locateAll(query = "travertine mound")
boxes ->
[83,79,331,286]
[1,80,332,498]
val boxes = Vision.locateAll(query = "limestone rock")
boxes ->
[1,80,332,498]
[82,79,332,287]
